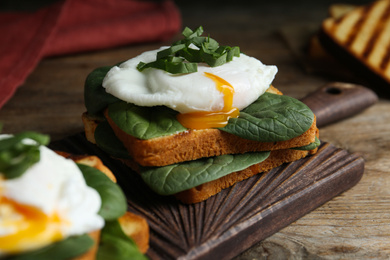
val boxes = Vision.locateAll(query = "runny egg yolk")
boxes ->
[0,196,63,254]
[176,72,240,129]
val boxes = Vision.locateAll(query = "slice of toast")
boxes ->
[308,4,357,61]
[115,136,318,204]
[320,0,390,84]
[328,4,357,19]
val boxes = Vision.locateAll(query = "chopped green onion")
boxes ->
[0,131,50,179]
[136,26,240,74]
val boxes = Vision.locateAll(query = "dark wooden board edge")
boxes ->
[50,134,364,260]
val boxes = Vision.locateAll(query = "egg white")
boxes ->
[102,47,278,114]
[0,135,104,255]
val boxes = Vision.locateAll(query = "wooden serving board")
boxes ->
[50,135,363,260]
[50,82,376,260]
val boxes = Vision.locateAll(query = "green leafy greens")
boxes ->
[0,132,50,179]
[84,65,120,117]
[136,26,240,74]
[77,164,127,221]
[107,93,314,141]
[94,121,132,159]
[140,151,270,195]
[293,136,321,151]
[5,234,94,260]
[107,101,186,140]
[97,220,148,260]
[221,92,315,142]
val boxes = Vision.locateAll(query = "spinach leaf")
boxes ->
[140,151,270,195]
[292,136,321,151]
[97,219,148,260]
[220,92,314,142]
[5,234,93,260]
[77,164,127,221]
[106,93,313,143]
[84,66,120,117]
[0,132,50,179]
[95,121,131,159]
[107,101,187,140]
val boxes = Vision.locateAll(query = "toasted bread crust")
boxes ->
[119,212,150,254]
[81,113,102,144]
[57,151,117,182]
[106,114,317,167]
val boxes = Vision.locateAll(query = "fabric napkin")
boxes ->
[0,0,181,109]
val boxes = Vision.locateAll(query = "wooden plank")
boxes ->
[50,136,364,260]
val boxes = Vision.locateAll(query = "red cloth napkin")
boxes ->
[0,0,181,109]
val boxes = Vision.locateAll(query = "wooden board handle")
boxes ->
[300,82,378,127]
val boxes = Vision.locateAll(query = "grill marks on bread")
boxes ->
[322,0,390,81]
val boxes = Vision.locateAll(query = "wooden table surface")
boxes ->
[1,0,390,259]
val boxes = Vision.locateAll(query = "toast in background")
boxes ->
[308,4,357,61]
[318,0,390,87]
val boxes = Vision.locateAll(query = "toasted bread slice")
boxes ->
[320,0,390,84]
[116,131,319,204]
[82,86,318,167]
[56,151,116,182]
[328,4,357,19]
[105,113,317,167]
[118,212,149,254]
[308,4,357,61]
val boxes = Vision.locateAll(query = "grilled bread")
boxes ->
[320,0,390,85]
[308,4,357,61]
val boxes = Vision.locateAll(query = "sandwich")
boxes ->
[319,0,390,87]
[0,131,149,259]
[82,26,320,204]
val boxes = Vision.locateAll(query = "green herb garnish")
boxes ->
[136,26,240,74]
[0,132,50,179]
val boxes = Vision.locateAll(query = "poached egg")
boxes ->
[0,135,104,256]
[102,47,277,129]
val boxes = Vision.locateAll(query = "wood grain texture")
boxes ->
[49,136,364,260]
